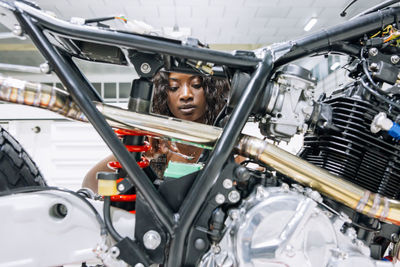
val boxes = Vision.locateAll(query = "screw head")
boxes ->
[117,183,125,192]
[391,55,400,64]
[215,193,226,204]
[140,62,151,74]
[228,190,240,203]
[143,230,161,250]
[135,264,145,267]
[222,179,233,189]
[368,47,378,57]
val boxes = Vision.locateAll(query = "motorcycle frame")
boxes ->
[4,1,400,265]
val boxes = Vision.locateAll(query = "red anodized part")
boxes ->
[107,129,152,211]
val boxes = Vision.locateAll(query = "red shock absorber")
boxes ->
[108,128,151,213]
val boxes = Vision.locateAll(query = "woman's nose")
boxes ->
[179,84,193,100]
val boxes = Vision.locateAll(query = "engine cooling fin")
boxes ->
[300,96,400,200]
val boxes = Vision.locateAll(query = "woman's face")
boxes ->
[166,72,206,123]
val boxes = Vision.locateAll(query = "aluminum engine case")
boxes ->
[200,185,392,267]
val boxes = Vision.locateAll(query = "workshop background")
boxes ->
[0,0,385,190]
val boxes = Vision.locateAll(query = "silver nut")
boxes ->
[39,62,50,74]
[391,55,400,65]
[222,179,233,189]
[143,230,161,250]
[215,193,226,204]
[140,63,151,74]
[117,183,125,192]
[228,190,240,203]
[369,62,379,71]
[368,47,378,57]
[110,246,120,258]
[12,24,23,36]
[212,245,221,254]
[228,209,240,220]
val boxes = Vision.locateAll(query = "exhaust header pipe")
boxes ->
[1,76,399,225]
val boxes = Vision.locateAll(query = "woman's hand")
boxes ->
[144,137,178,160]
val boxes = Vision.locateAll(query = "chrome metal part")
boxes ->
[369,47,379,57]
[140,62,151,74]
[235,135,400,226]
[391,55,400,64]
[39,62,51,74]
[12,24,22,36]
[259,64,316,140]
[200,185,391,267]
[0,76,86,121]
[117,183,126,192]
[227,190,240,203]
[143,230,162,250]
[215,193,226,204]
[110,246,120,258]
[95,102,222,147]
[222,179,233,189]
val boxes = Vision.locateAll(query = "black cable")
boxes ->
[213,102,227,126]
[360,76,400,110]
[348,220,382,233]
[359,51,400,110]
[340,0,358,17]
[103,196,123,242]
[0,186,107,235]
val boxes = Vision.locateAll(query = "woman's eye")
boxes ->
[169,86,179,91]
[192,84,202,89]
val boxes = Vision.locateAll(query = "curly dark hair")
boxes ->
[151,71,230,125]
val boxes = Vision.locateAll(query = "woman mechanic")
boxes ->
[82,70,229,192]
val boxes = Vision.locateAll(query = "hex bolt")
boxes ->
[229,209,240,220]
[368,47,378,57]
[39,62,50,74]
[12,24,23,36]
[117,183,125,192]
[228,190,240,203]
[140,63,151,74]
[222,179,233,189]
[110,246,120,258]
[369,62,379,71]
[143,230,161,250]
[215,193,226,204]
[392,55,400,65]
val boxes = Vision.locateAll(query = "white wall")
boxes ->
[1,104,111,191]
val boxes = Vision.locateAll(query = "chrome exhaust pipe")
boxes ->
[2,76,399,226]
[235,135,400,226]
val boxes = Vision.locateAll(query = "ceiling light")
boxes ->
[330,62,341,71]
[304,18,317,32]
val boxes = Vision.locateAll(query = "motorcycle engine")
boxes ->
[200,185,391,267]
[223,42,400,265]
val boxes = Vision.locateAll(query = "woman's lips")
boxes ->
[179,105,196,115]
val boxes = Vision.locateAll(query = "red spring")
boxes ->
[108,128,152,211]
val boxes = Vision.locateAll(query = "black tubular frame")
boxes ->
[6,1,400,265]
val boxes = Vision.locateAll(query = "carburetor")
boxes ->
[258,64,316,141]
